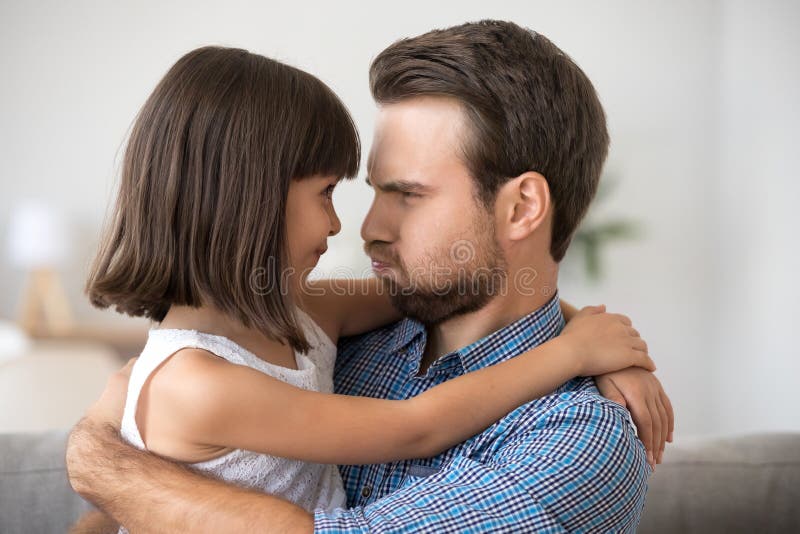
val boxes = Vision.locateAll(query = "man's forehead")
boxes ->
[366,137,467,188]
[366,146,447,189]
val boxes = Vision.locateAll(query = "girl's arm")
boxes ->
[299,277,402,342]
[301,277,578,342]
[140,306,654,466]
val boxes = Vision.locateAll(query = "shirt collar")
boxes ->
[457,292,564,372]
[391,315,426,354]
[391,292,565,374]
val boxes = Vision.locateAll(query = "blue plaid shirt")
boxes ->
[314,294,649,532]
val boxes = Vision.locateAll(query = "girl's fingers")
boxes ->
[631,337,648,353]
[580,304,605,315]
[628,327,640,338]
[633,350,656,371]
[655,394,669,463]
[614,314,633,326]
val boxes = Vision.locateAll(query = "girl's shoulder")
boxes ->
[134,346,245,463]
[140,344,243,419]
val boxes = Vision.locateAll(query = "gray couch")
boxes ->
[1,431,798,533]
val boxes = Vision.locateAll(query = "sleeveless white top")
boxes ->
[119,308,347,523]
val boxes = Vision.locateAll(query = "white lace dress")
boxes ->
[118,307,347,532]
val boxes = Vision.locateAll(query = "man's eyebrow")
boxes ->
[365,176,435,194]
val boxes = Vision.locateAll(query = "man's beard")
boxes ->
[372,221,508,325]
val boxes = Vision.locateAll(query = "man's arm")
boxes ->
[315,394,650,533]
[66,418,314,534]
[68,509,118,534]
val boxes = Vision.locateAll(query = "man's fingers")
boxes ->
[647,397,661,468]
[597,377,627,407]
[610,393,627,408]
[655,394,669,463]
[630,402,654,469]
[121,357,138,375]
[661,389,675,442]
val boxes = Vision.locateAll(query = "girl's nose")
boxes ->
[329,207,341,236]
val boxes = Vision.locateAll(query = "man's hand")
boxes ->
[66,357,135,498]
[595,368,674,470]
[68,509,119,534]
[64,356,313,533]
[85,357,137,429]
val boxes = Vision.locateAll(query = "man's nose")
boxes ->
[361,197,392,245]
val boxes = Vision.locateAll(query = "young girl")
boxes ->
[86,46,653,524]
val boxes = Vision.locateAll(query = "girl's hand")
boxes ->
[596,368,674,471]
[561,305,655,377]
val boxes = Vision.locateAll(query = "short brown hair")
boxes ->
[87,46,359,352]
[369,20,609,261]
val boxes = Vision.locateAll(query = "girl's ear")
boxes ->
[497,171,552,242]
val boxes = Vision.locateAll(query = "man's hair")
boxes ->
[87,46,360,352]
[369,20,609,261]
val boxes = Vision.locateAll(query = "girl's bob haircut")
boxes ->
[87,46,360,352]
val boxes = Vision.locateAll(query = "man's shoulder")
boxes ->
[489,377,642,457]
[468,377,648,531]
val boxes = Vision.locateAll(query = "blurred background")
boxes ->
[0,0,797,438]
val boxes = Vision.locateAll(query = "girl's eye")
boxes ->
[324,184,336,199]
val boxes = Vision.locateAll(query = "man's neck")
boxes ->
[420,279,558,374]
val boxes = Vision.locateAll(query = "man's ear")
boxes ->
[499,171,551,242]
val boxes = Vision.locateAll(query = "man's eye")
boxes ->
[401,191,421,199]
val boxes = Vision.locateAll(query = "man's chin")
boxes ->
[388,288,495,326]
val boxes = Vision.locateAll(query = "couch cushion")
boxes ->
[0,430,92,534]
[640,433,800,533]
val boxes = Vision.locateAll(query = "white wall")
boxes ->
[1,0,797,437]
[712,0,800,433]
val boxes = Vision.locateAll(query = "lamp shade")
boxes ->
[6,200,69,269]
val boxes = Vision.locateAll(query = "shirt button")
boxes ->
[361,485,372,498]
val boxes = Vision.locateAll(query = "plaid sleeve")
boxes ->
[314,398,649,533]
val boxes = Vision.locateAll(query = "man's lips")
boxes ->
[366,245,398,273]
[369,256,393,272]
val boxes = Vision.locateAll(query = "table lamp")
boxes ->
[6,200,74,336]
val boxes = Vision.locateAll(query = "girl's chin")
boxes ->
[287,256,320,274]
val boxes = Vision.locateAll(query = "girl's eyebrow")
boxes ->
[365,176,434,194]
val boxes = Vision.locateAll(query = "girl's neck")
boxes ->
[158,304,298,370]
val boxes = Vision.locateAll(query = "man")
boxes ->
[67,20,672,532]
